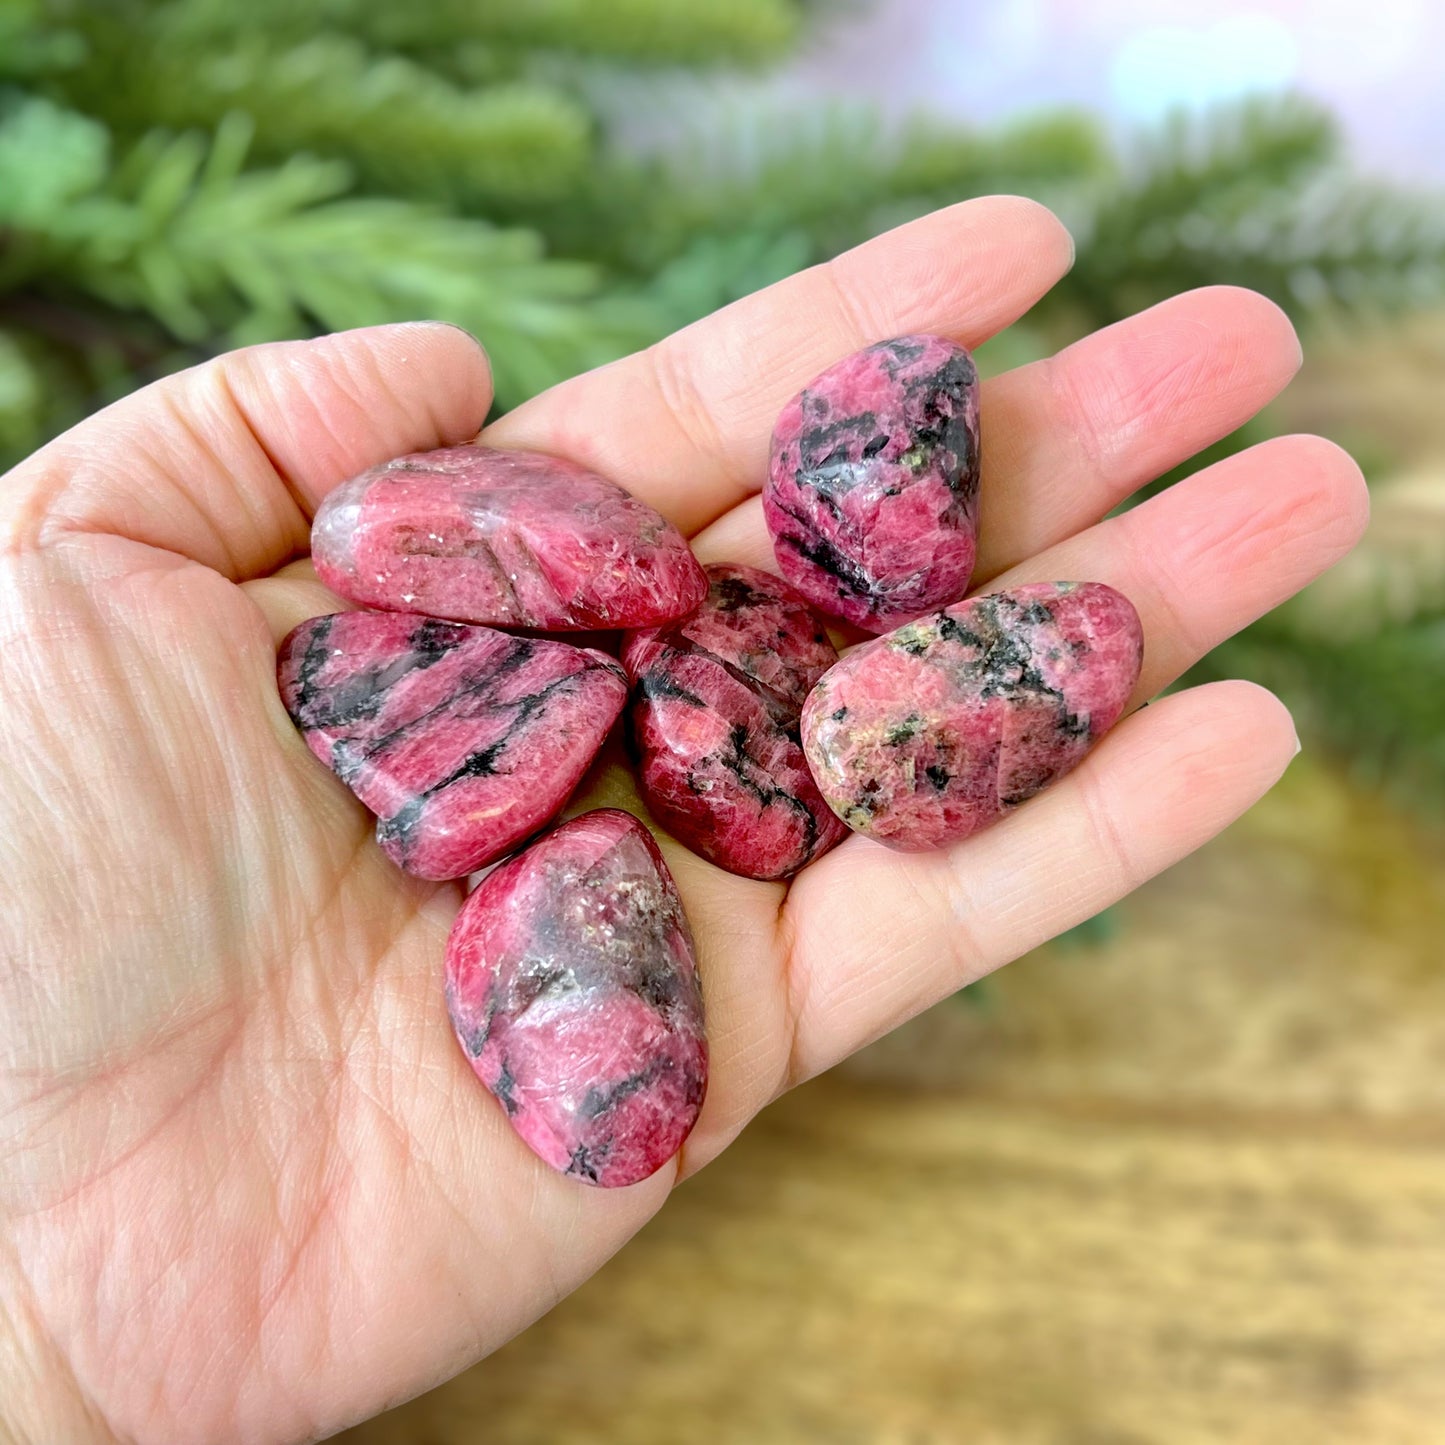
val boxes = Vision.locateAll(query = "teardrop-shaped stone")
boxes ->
[277,611,626,879]
[622,563,848,879]
[445,809,707,1188]
[801,583,1144,851]
[311,444,707,631]
[765,334,980,633]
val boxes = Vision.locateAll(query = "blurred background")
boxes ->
[4,0,1443,1440]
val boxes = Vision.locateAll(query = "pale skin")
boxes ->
[0,197,1367,1443]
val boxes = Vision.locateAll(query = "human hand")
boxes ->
[0,197,1365,1444]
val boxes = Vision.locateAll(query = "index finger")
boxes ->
[485,197,1075,535]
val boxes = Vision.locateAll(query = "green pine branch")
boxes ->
[79,0,803,67]
[1061,95,1445,326]
[0,0,84,81]
[1205,611,1445,815]
[0,101,664,458]
[53,15,593,205]
[356,0,804,66]
[517,100,1111,277]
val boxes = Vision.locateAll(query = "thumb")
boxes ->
[1,322,491,582]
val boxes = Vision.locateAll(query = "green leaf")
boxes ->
[10,118,663,406]
[55,20,594,204]
[0,326,45,452]
[359,0,803,65]
[1205,613,1445,817]
[0,91,109,228]
[1058,94,1445,326]
[0,0,86,81]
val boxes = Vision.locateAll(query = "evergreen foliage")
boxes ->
[1064,98,1445,326]
[1209,608,1445,816]
[3,0,1444,805]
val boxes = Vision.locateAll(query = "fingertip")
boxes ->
[1190,285,1304,375]
[332,321,495,444]
[395,320,495,420]
[1210,675,1295,736]
[1171,677,1300,784]
[220,322,496,518]
[931,196,1076,301]
[1234,433,1371,578]
[976,193,1076,274]
[1281,432,1371,550]
[241,558,351,648]
[830,195,1077,353]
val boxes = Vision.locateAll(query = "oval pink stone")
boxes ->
[277,611,626,879]
[800,583,1144,851]
[622,563,848,879]
[445,809,707,1188]
[311,444,707,630]
[764,334,980,633]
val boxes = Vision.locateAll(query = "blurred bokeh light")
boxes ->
[796,0,1443,177]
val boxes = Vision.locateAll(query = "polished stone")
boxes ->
[277,611,626,879]
[445,809,707,1188]
[800,583,1144,851]
[311,444,707,630]
[622,563,848,879]
[765,334,981,633]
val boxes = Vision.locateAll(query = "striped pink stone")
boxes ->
[622,563,848,879]
[445,809,707,1188]
[277,611,626,880]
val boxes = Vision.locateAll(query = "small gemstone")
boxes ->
[277,611,626,880]
[800,583,1144,851]
[311,444,707,630]
[764,334,981,633]
[445,809,707,1188]
[622,564,849,880]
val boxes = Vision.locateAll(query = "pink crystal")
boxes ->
[311,444,707,631]
[277,611,626,879]
[445,809,707,1187]
[764,335,981,633]
[800,583,1144,851]
[622,564,848,879]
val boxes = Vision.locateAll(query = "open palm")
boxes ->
[0,198,1364,1444]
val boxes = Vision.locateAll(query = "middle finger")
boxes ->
[691,284,1302,574]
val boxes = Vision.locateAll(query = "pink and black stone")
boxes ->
[764,334,981,634]
[311,444,708,631]
[801,583,1144,851]
[277,611,626,880]
[621,564,849,880]
[445,809,707,1188]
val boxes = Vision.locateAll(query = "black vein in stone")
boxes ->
[579,1057,672,1121]
[375,661,596,860]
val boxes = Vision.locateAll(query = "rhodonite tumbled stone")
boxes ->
[621,563,849,880]
[445,809,707,1187]
[277,611,626,880]
[764,334,981,633]
[311,444,707,630]
[801,583,1143,851]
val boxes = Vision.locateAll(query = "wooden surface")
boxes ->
[342,759,1445,1444]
